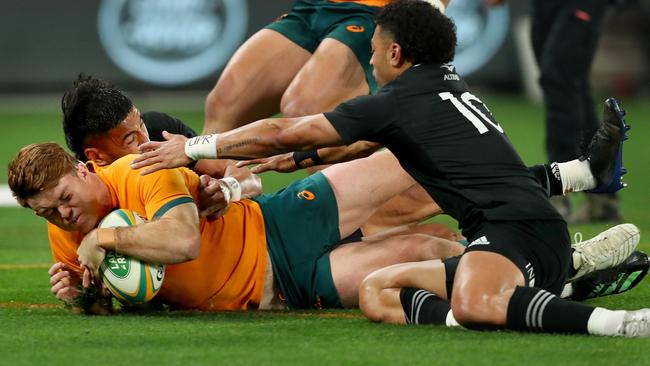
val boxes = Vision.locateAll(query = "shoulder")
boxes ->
[142,111,197,140]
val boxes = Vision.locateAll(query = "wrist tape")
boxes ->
[184,134,218,161]
[219,176,242,202]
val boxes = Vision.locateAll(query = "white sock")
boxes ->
[560,283,574,298]
[587,307,627,336]
[446,310,460,327]
[555,160,596,194]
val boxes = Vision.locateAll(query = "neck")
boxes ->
[90,174,114,218]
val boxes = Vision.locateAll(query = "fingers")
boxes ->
[48,262,64,276]
[82,267,92,288]
[56,286,79,301]
[137,141,163,153]
[199,174,212,188]
[235,158,266,167]
[251,164,272,174]
[199,175,221,194]
[49,270,70,286]
[130,151,162,169]
[51,276,71,295]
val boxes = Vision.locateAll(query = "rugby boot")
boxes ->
[616,309,650,337]
[569,223,640,281]
[583,98,630,193]
[569,251,649,300]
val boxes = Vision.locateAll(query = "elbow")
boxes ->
[179,231,201,261]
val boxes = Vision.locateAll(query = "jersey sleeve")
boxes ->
[47,223,84,274]
[142,111,197,141]
[133,167,196,220]
[323,89,398,145]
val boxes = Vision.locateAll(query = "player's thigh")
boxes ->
[361,184,444,235]
[321,150,416,237]
[280,38,370,117]
[204,29,311,133]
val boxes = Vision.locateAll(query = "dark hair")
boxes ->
[375,0,457,65]
[61,74,133,160]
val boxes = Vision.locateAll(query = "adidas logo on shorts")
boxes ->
[468,236,490,247]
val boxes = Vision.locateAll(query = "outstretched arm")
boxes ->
[131,114,344,175]
[236,141,381,174]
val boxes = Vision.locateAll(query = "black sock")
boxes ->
[529,164,563,197]
[568,248,578,278]
[506,286,595,334]
[400,288,450,325]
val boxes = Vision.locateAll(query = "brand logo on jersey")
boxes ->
[97,0,248,86]
[467,236,490,247]
[444,74,460,81]
[346,25,365,33]
[525,262,536,287]
[440,64,455,73]
[297,190,315,201]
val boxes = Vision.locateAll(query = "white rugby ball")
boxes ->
[98,209,165,304]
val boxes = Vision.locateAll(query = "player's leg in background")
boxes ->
[320,150,417,238]
[203,29,311,133]
[358,259,450,324]
[280,37,370,117]
[557,0,620,223]
[330,236,461,307]
[359,184,462,240]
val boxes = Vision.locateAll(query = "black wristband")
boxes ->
[292,150,324,168]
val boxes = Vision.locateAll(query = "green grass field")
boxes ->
[1,94,649,365]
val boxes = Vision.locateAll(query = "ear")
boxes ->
[389,43,403,67]
[76,162,90,179]
[84,147,109,167]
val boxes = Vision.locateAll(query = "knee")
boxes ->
[450,292,497,329]
[358,276,386,322]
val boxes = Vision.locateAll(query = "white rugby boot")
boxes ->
[616,309,650,337]
[569,223,640,281]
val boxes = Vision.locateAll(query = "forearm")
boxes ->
[97,215,200,264]
[315,141,381,165]
[212,115,342,159]
[222,164,262,199]
[192,159,233,177]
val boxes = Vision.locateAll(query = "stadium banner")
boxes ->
[0,0,527,91]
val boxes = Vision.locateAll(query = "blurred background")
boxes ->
[0,0,648,217]
[0,0,647,93]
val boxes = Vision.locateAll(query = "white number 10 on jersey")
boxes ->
[439,92,504,134]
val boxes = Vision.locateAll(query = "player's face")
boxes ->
[85,107,150,165]
[26,165,110,233]
[370,26,399,87]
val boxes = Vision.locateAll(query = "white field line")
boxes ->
[0,185,19,207]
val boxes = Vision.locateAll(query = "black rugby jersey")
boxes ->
[324,64,562,236]
[142,111,197,140]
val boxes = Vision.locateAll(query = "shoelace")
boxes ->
[574,232,583,245]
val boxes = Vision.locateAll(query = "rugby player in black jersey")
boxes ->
[131,1,648,336]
